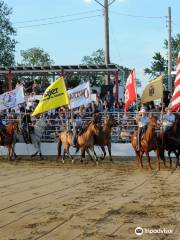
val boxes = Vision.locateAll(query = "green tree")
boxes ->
[20,47,54,66]
[19,47,54,88]
[144,34,180,86]
[81,48,105,86]
[0,1,16,66]
[164,34,180,70]
[144,52,167,78]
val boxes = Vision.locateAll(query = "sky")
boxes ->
[4,0,180,92]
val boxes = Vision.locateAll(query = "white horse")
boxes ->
[14,116,47,159]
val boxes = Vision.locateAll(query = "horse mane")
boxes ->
[78,120,92,136]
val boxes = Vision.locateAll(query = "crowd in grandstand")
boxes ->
[0,78,179,144]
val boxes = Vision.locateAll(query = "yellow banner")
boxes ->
[32,77,69,116]
[141,75,163,104]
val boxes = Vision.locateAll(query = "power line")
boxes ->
[110,10,165,19]
[14,10,100,24]
[16,14,103,29]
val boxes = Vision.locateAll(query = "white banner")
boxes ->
[0,86,25,111]
[68,82,92,109]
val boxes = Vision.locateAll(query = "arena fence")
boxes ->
[4,111,180,143]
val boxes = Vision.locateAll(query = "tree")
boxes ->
[164,34,180,70]
[144,34,180,86]
[81,48,105,86]
[144,52,167,78]
[0,1,16,66]
[20,47,54,66]
[19,48,54,89]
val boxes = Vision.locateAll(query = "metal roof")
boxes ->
[0,64,120,76]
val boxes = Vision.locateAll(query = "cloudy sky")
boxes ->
[5,0,180,91]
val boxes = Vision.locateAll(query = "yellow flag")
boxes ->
[141,75,163,104]
[32,77,69,116]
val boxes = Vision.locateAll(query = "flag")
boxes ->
[141,75,163,104]
[124,69,137,111]
[172,51,180,111]
[0,86,24,111]
[68,82,92,109]
[32,77,69,116]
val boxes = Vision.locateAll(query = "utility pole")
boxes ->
[104,0,110,67]
[104,0,110,85]
[93,0,116,84]
[168,6,172,94]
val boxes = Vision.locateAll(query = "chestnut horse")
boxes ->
[131,116,162,170]
[0,122,17,161]
[56,120,100,164]
[94,115,117,161]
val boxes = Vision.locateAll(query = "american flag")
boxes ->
[172,51,180,111]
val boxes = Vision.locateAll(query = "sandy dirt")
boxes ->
[0,157,179,240]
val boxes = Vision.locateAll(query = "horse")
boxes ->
[131,116,162,170]
[94,115,117,161]
[0,122,17,161]
[14,116,47,159]
[56,120,100,164]
[159,114,180,168]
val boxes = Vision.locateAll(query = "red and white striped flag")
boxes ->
[172,51,180,111]
[124,68,137,111]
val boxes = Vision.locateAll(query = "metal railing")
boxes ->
[4,111,180,143]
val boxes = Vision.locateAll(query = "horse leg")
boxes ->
[8,146,11,161]
[56,139,62,163]
[86,148,93,162]
[31,151,38,158]
[138,151,144,169]
[174,150,179,168]
[145,151,152,170]
[66,145,73,162]
[134,149,141,167]
[100,146,106,160]
[80,147,86,163]
[107,143,112,162]
[89,146,98,165]
[177,149,180,168]
[168,150,172,168]
[156,148,160,171]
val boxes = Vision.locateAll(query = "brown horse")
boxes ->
[0,122,17,161]
[94,115,117,161]
[131,116,162,170]
[159,114,180,168]
[56,120,100,164]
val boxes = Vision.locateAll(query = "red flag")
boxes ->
[124,69,137,111]
[172,51,180,111]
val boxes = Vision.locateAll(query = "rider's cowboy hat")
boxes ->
[165,106,172,111]
[139,109,146,113]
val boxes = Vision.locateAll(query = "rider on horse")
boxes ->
[136,109,149,150]
[72,113,83,147]
[162,107,175,137]
[22,110,34,143]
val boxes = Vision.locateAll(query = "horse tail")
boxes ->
[57,137,62,156]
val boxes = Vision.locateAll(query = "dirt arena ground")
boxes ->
[0,157,179,240]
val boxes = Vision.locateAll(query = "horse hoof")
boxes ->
[62,160,65,164]
[72,159,74,164]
